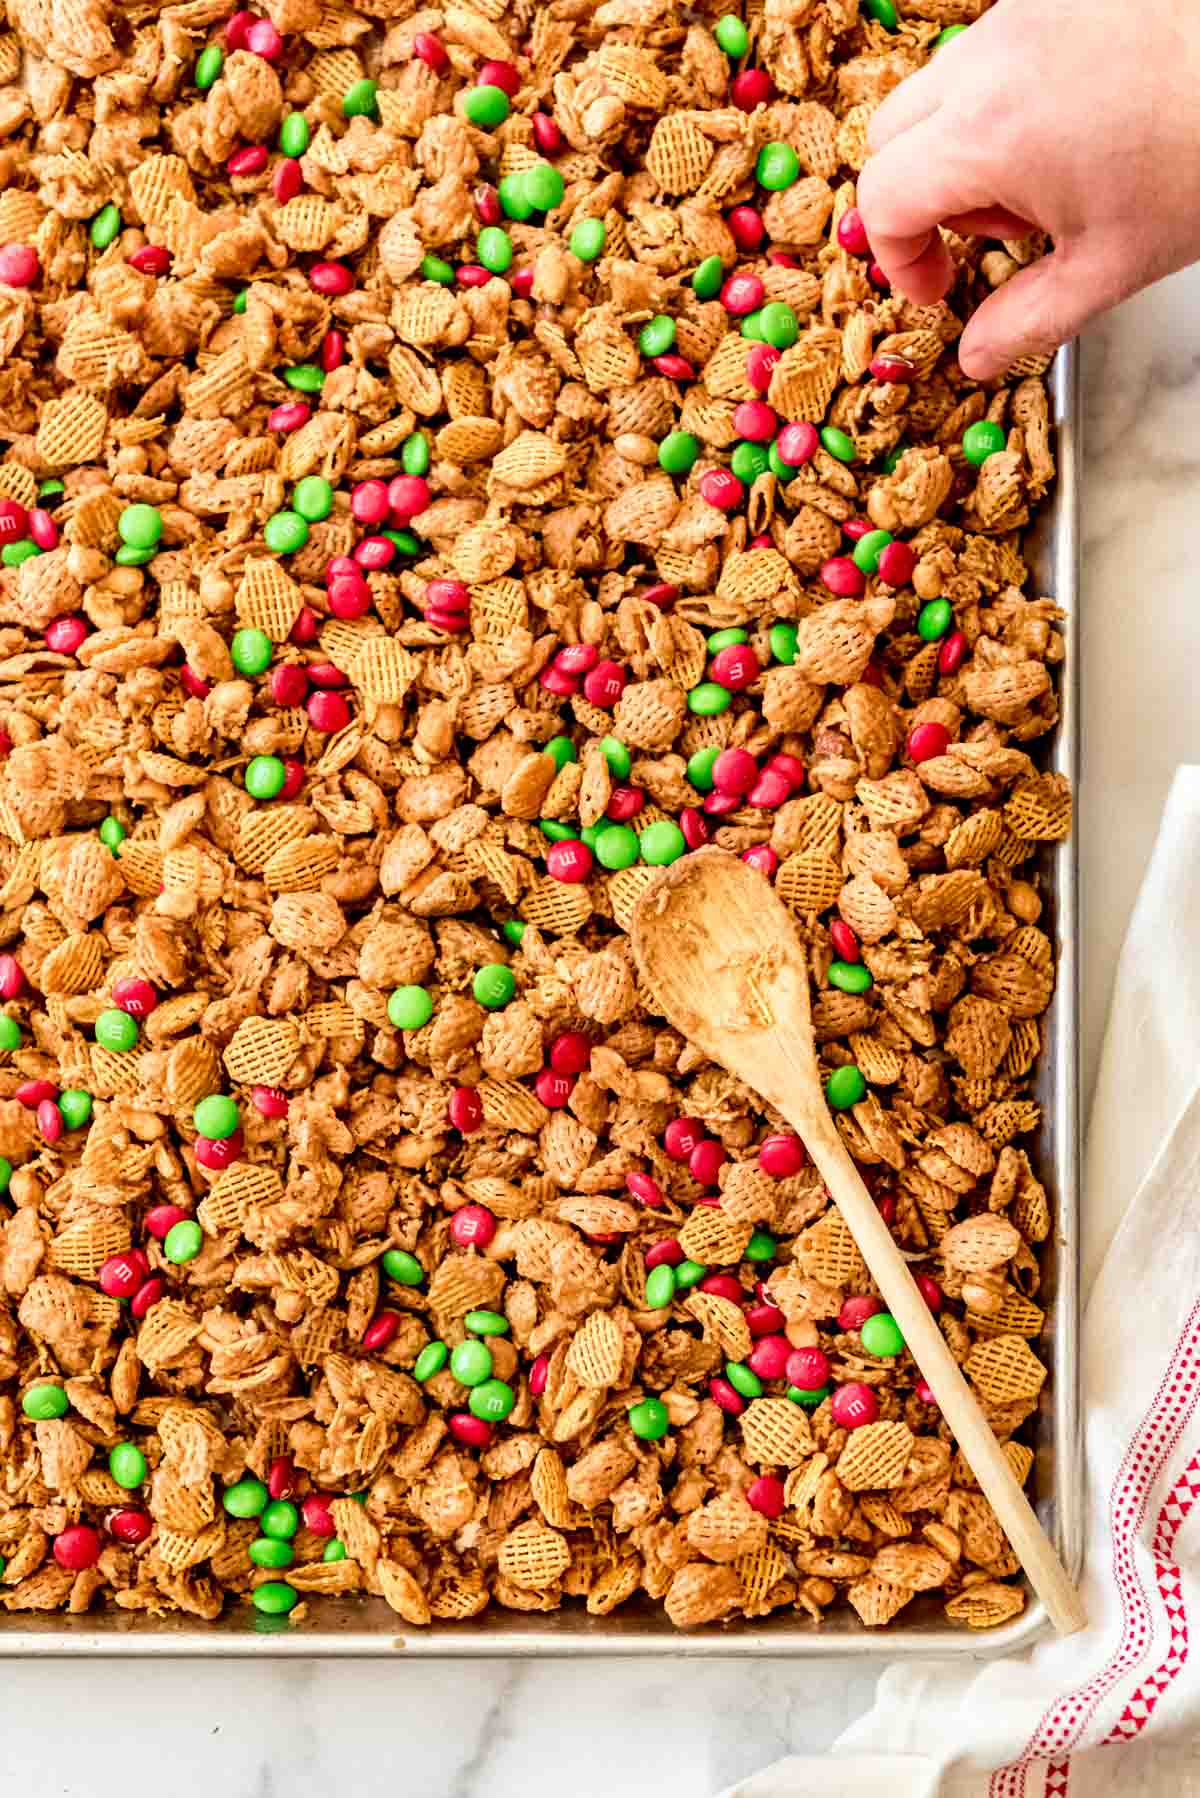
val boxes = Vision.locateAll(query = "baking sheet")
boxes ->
[0,344,1081,1658]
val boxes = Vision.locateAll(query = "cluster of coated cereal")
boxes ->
[0,0,1068,1633]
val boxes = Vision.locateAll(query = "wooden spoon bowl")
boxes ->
[631,847,1084,1636]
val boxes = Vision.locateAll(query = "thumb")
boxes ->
[957,247,1121,380]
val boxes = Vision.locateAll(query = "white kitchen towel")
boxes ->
[720,766,1200,1798]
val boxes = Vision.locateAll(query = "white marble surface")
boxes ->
[3,269,1198,1798]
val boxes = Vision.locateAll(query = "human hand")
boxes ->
[857,0,1200,378]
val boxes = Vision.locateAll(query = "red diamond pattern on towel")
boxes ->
[1101,1523,1194,1745]
[988,1303,1200,1798]
[1043,1762,1070,1795]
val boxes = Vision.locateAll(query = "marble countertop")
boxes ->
[4,267,1196,1798]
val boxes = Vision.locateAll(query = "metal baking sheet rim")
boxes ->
[1,345,1082,1660]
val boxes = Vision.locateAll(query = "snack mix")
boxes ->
[0,0,1070,1634]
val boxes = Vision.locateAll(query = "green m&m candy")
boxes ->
[829,960,872,994]
[687,682,732,716]
[745,1231,776,1263]
[767,441,797,480]
[725,1361,762,1399]
[0,1156,12,1193]
[918,598,953,641]
[342,78,378,117]
[245,755,286,800]
[715,13,749,55]
[639,315,676,358]
[770,621,798,664]
[497,174,534,220]
[477,226,513,273]
[0,1017,20,1052]
[540,819,577,842]
[468,1378,515,1422]
[523,162,564,211]
[231,628,272,675]
[853,528,892,574]
[640,820,686,865]
[39,479,65,500]
[263,510,308,555]
[95,1008,138,1052]
[473,963,515,1009]
[109,1443,147,1489]
[826,1064,867,1109]
[387,986,433,1031]
[279,112,310,157]
[382,1248,424,1285]
[708,628,748,653]
[293,476,333,522]
[195,44,224,88]
[252,1581,297,1615]
[675,1259,707,1290]
[501,919,526,946]
[883,440,908,474]
[402,432,430,476]
[687,746,720,790]
[2,541,38,566]
[465,1310,509,1336]
[759,301,798,348]
[90,203,121,249]
[756,142,799,190]
[659,430,700,476]
[232,288,249,313]
[194,1094,240,1138]
[414,1341,448,1381]
[862,0,898,27]
[58,1089,93,1130]
[260,1500,300,1540]
[595,824,639,870]
[628,1397,669,1440]
[963,419,1006,466]
[450,1340,493,1387]
[464,84,509,128]
[569,217,606,262]
[598,736,631,779]
[731,442,769,483]
[543,735,576,771]
[787,1384,831,1407]
[934,22,968,46]
[118,504,162,551]
[282,364,323,393]
[861,1312,905,1358]
[323,1539,347,1563]
[23,1384,68,1421]
[692,254,724,299]
[645,1263,677,1309]
[739,308,764,342]
[223,1478,268,1518]
[250,1537,294,1569]
[99,816,127,852]
[421,254,455,284]
[164,1219,203,1264]
[820,426,858,464]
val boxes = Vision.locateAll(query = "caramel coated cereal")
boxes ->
[0,0,1065,1634]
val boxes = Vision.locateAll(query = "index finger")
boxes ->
[856,116,995,303]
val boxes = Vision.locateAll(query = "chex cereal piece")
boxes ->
[739,1398,814,1467]
[964,1336,1049,1405]
[222,1017,299,1087]
[498,1522,571,1591]
[837,1422,915,1493]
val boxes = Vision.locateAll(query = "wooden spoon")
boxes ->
[631,846,1085,1637]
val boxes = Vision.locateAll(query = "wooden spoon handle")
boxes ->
[799,1118,1085,1636]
